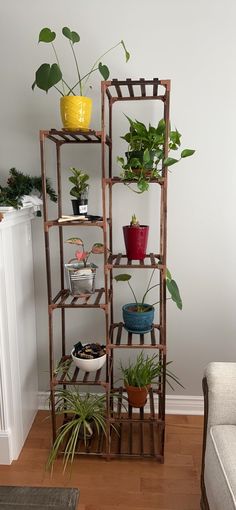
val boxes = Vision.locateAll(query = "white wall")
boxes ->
[1,0,236,396]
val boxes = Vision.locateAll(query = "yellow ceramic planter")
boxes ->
[60,96,92,131]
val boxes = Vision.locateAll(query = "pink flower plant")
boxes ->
[66,237,104,267]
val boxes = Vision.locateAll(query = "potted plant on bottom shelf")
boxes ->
[65,237,104,296]
[68,167,89,216]
[123,214,149,261]
[121,351,184,408]
[47,390,107,472]
[114,269,182,333]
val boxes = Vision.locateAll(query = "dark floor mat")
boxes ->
[0,487,79,509]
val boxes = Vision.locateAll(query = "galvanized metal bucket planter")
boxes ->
[65,261,97,297]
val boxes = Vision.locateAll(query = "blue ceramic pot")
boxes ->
[122,303,154,334]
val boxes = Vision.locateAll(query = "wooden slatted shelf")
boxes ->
[108,387,164,459]
[105,78,169,103]
[45,219,104,228]
[104,176,164,186]
[43,129,111,145]
[56,387,164,459]
[52,355,108,387]
[107,253,162,269]
[109,323,165,351]
[50,288,107,309]
[58,426,106,456]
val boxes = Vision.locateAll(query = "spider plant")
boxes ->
[47,389,107,472]
[121,351,184,390]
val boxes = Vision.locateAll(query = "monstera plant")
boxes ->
[32,27,130,130]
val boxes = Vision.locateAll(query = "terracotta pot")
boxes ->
[123,225,149,261]
[125,384,150,408]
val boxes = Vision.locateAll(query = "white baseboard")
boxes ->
[0,430,12,465]
[38,391,204,416]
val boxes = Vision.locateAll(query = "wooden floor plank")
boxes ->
[0,411,203,510]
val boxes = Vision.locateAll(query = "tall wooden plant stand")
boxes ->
[40,78,170,461]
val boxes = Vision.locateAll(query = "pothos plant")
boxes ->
[32,27,130,96]
[117,116,195,193]
[65,237,104,266]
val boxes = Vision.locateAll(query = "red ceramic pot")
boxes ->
[123,225,149,261]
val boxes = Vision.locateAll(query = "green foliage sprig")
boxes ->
[0,168,57,209]
[121,351,184,390]
[68,167,89,199]
[117,116,195,193]
[32,27,130,97]
[47,390,107,472]
[115,268,182,312]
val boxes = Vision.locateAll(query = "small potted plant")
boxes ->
[65,237,104,296]
[71,341,106,372]
[68,167,89,216]
[117,116,195,193]
[114,269,182,333]
[123,214,149,261]
[120,351,183,408]
[32,27,130,130]
[47,389,107,472]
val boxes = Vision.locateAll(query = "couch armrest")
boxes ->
[205,362,236,429]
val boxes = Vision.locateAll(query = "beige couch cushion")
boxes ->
[205,425,236,509]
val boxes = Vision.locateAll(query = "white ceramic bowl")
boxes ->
[71,345,106,372]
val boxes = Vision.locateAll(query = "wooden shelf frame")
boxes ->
[49,288,108,310]
[107,252,162,269]
[109,322,165,350]
[52,356,109,388]
[40,77,170,460]
[101,77,170,460]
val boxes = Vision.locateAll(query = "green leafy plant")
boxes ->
[0,168,57,209]
[32,27,130,96]
[117,116,195,193]
[47,390,107,472]
[114,268,182,311]
[65,236,104,267]
[68,167,89,199]
[120,351,184,390]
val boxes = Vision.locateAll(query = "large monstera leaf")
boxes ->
[38,28,56,43]
[33,63,62,92]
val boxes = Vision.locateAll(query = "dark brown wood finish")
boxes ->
[107,253,162,269]
[102,78,169,461]
[40,78,170,461]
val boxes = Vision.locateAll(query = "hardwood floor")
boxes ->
[0,412,203,510]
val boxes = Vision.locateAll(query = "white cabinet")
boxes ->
[0,207,38,464]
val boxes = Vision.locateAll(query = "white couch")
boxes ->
[201,362,236,509]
